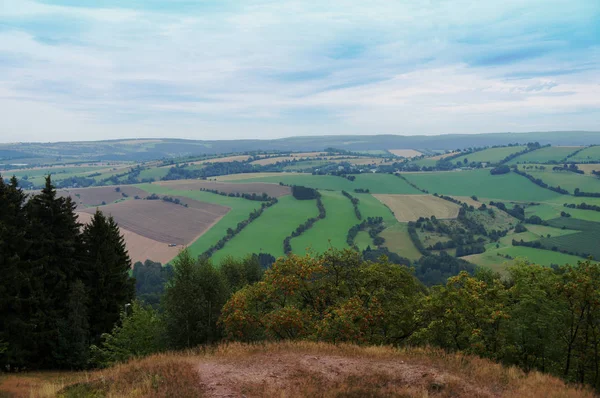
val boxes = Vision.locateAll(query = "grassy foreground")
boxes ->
[3,341,593,397]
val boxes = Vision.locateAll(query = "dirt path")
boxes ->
[196,352,496,397]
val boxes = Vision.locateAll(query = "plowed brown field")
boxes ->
[81,199,229,245]
[155,180,291,197]
[58,186,146,208]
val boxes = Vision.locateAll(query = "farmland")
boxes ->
[507,146,581,164]
[210,195,318,262]
[453,146,525,164]
[569,146,600,162]
[374,194,460,222]
[517,165,600,194]
[291,191,359,253]
[7,140,600,272]
[402,169,561,201]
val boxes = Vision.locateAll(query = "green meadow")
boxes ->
[402,169,561,202]
[453,146,525,164]
[507,146,580,164]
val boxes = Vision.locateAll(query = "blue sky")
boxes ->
[0,0,599,142]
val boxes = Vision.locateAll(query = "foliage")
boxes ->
[162,250,228,348]
[219,249,424,344]
[90,301,166,367]
[132,260,174,308]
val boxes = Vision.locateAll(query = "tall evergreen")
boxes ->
[24,176,84,367]
[0,176,35,367]
[81,210,134,345]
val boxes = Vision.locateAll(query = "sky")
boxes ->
[0,0,599,143]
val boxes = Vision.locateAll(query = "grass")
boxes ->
[229,173,422,194]
[379,222,422,260]
[517,166,600,194]
[453,146,525,164]
[507,146,581,164]
[354,193,400,224]
[526,203,600,223]
[402,169,562,202]
[465,246,590,273]
[210,195,319,262]
[354,230,373,251]
[541,218,600,260]
[291,191,359,254]
[138,166,170,181]
[3,166,107,187]
[569,146,600,162]
[21,341,594,398]
[136,184,262,261]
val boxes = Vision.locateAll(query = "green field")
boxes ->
[379,223,422,261]
[517,166,600,194]
[355,231,374,251]
[210,195,318,262]
[4,166,107,186]
[569,146,600,162]
[138,167,170,181]
[234,173,421,194]
[466,246,589,274]
[354,193,397,223]
[291,191,359,254]
[453,146,525,164]
[136,184,263,260]
[541,218,600,259]
[507,146,581,164]
[402,169,562,202]
[409,157,438,167]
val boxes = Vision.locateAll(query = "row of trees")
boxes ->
[513,168,570,195]
[341,190,362,220]
[0,176,134,369]
[283,196,326,254]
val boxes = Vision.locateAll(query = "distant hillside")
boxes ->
[1,131,599,162]
[11,342,593,397]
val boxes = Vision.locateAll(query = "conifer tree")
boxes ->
[0,175,35,367]
[24,176,84,367]
[81,210,134,345]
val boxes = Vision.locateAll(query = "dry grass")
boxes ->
[576,164,600,175]
[374,194,461,222]
[17,341,593,398]
[154,180,291,197]
[389,149,423,158]
[188,155,252,165]
[429,152,459,160]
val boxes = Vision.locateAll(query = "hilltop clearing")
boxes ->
[5,342,592,398]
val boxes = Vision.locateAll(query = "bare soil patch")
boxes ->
[155,180,291,197]
[57,186,146,208]
[81,199,229,245]
[76,212,182,264]
[389,149,422,158]
[374,194,461,222]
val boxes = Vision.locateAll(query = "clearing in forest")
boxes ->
[374,194,460,222]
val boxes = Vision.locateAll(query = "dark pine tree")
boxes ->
[0,176,36,368]
[81,210,135,345]
[24,175,85,368]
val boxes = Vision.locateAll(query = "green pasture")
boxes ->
[453,146,525,164]
[291,191,359,254]
[517,166,600,194]
[465,246,589,274]
[355,231,374,251]
[354,193,397,223]
[402,169,561,202]
[138,167,170,181]
[210,195,318,262]
[379,223,422,260]
[507,146,581,164]
[541,218,600,259]
[569,146,600,162]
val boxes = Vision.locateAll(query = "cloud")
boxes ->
[0,0,598,142]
